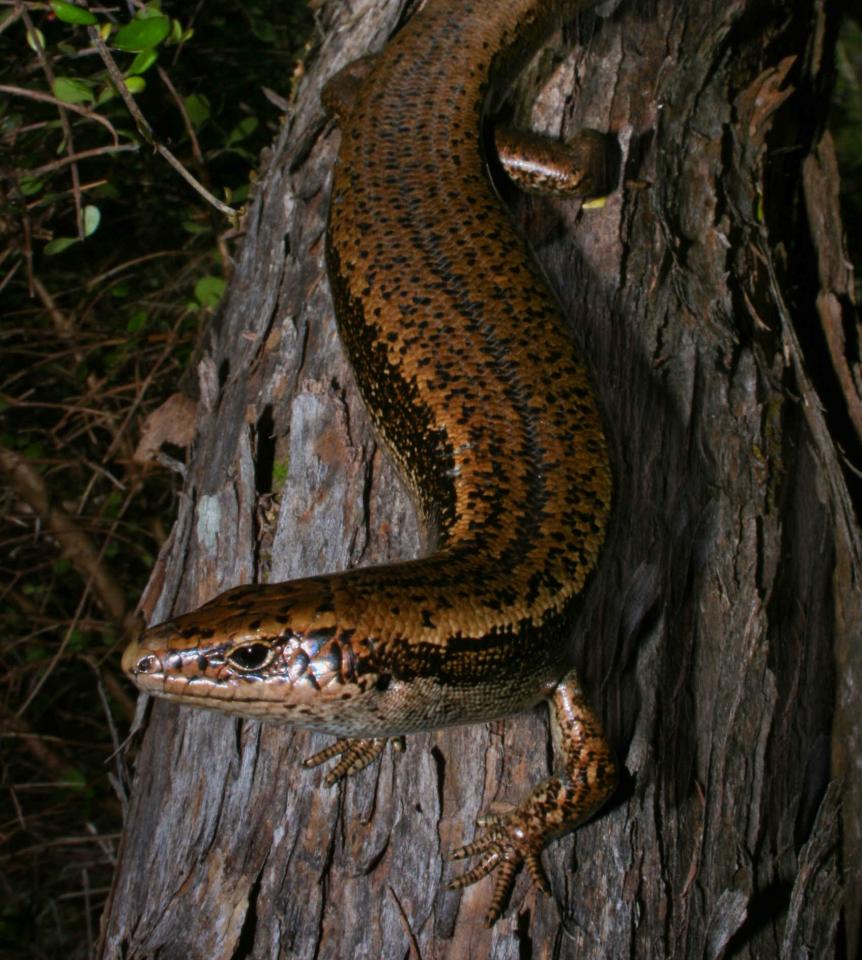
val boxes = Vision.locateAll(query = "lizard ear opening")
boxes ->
[226,642,276,672]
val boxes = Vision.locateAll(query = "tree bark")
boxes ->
[100,0,859,957]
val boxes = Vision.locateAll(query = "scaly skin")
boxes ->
[123,0,616,925]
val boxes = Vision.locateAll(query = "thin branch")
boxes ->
[157,64,205,172]
[0,259,22,297]
[31,274,80,349]
[102,311,188,461]
[0,444,127,625]
[0,708,78,779]
[84,248,193,289]
[153,142,239,219]
[0,5,23,35]
[26,179,109,208]
[87,28,239,220]
[16,2,85,236]
[16,596,89,718]
[156,63,234,270]
[0,84,121,145]
[24,143,139,179]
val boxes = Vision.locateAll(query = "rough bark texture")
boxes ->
[100,0,860,957]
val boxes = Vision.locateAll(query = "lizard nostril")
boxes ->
[136,654,158,674]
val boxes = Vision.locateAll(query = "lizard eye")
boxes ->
[226,642,275,672]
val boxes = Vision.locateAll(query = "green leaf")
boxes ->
[225,146,254,163]
[96,84,117,105]
[50,1,98,25]
[250,19,276,44]
[19,176,46,197]
[124,75,147,94]
[230,182,251,205]
[226,116,258,147]
[184,93,210,128]
[83,204,100,237]
[64,766,87,787]
[26,28,45,52]
[113,15,170,52]
[128,49,158,75]
[194,275,226,308]
[127,310,148,333]
[44,236,78,255]
[52,76,95,105]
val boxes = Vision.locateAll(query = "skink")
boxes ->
[123,0,617,925]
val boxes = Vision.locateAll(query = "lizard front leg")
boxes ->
[303,735,406,786]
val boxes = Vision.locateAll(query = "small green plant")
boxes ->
[0,2,313,956]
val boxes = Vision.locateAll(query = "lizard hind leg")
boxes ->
[448,668,617,926]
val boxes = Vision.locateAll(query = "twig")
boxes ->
[0,708,78,779]
[87,27,238,220]
[0,444,127,625]
[157,65,205,171]
[31,275,80,351]
[82,654,135,750]
[0,5,23,35]
[0,259,22,297]
[102,311,188,461]
[25,143,139,179]
[84,248,193,289]
[0,84,120,145]
[17,587,93,718]
[153,143,239,219]
[16,2,85,237]
[156,63,234,269]
[26,179,109,208]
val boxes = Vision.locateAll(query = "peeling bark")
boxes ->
[100,1,858,957]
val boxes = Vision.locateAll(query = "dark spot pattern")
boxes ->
[122,0,617,923]
[323,0,612,668]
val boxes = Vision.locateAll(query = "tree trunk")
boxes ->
[99,0,859,957]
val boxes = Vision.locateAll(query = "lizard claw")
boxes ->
[448,813,544,926]
[303,736,404,786]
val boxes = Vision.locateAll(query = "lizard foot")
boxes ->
[303,736,405,786]
[447,668,618,925]
[448,806,552,926]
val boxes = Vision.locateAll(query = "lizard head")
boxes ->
[121,578,374,725]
